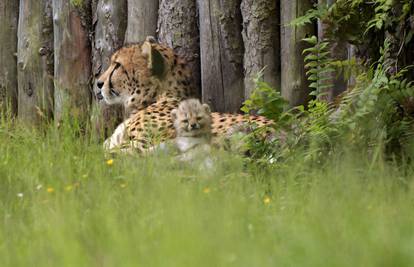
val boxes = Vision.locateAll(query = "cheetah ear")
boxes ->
[202,103,211,114]
[142,39,166,79]
[145,36,157,44]
[171,109,178,121]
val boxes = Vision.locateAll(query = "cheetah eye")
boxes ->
[196,116,203,121]
[182,119,189,124]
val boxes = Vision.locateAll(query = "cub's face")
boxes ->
[172,99,211,138]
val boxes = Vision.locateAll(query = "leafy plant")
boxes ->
[302,35,335,98]
[242,1,414,165]
[70,0,84,7]
[241,73,288,122]
[243,37,414,165]
[289,4,328,27]
[333,38,414,158]
[366,0,393,33]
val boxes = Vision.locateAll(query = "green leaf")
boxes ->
[305,54,319,61]
[303,35,318,45]
[305,61,319,69]
[309,82,318,89]
[308,74,319,81]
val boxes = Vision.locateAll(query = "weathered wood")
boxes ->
[241,0,280,98]
[281,0,314,107]
[198,0,245,113]
[124,0,159,44]
[347,44,357,88]
[330,42,348,100]
[17,0,54,125]
[318,0,347,102]
[91,0,127,138]
[0,0,19,115]
[157,0,200,96]
[53,0,92,124]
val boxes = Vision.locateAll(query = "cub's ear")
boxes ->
[141,40,166,79]
[202,103,211,114]
[171,109,178,121]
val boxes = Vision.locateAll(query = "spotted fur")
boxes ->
[97,37,273,152]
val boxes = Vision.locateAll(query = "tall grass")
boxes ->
[1,117,414,267]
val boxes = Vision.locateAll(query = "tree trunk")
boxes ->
[157,0,200,97]
[198,0,245,113]
[124,0,159,43]
[53,0,92,124]
[91,0,127,138]
[241,0,280,98]
[280,0,314,107]
[17,0,54,125]
[0,1,19,115]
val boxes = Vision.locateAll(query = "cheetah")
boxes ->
[148,99,213,160]
[170,99,213,162]
[97,37,273,152]
[171,99,212,152]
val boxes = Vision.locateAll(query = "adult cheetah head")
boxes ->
[96,37,194,112]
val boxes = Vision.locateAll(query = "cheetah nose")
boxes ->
[190,123,198,129]
[97,80,104,89]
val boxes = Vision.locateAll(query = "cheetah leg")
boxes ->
[103,119,130,151]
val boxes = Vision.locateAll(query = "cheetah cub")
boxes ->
[171,99,212,156]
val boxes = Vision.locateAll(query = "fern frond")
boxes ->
[289,6,328,27]
[303,36,334,99]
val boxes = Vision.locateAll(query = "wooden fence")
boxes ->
[0,0,350,133]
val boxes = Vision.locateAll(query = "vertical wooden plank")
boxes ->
[318,0,347,101]
[241,0,280,98]
[125,0,159,43]
[198,0,245,113]
[280,0,314,107]
[91,0,127,138]
[330,42,348,100]
[347,44,357,88]
[157,0,201,96]
[53,0,92,124]
[0,0,19,115]
[17,0,54,125]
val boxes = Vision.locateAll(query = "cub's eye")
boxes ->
[182,119,189,124]
[196,116,203,121]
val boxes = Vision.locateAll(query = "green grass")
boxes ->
[1,119,414,267]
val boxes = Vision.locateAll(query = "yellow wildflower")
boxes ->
[106,159,114,166]
[203,187,211,194]
[263,196,271,205]
[120,183,127,188]
[47,187,55,193]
